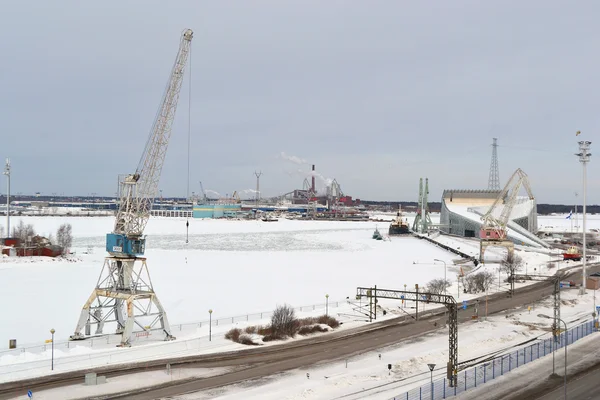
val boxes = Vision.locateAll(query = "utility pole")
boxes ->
[3,159,10,237]
[254,171,262,208]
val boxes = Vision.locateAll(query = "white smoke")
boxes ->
[240,189,260,199]
[279,151,308,165]
[204,189,220,198]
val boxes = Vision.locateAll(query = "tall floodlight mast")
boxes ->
[576,139,591,295]
[488,138,500,190]
[70,29,194,346]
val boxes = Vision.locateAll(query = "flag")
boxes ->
[566,210,573,219]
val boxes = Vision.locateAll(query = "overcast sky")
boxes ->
[0,1,599,204]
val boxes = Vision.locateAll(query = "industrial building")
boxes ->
[439,189,544,247]
[193,203,242,218]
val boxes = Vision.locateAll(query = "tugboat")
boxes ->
[372,227,383,240]
[388,206,410,235]
[562,246,582,261]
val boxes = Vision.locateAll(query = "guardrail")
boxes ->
[391,319,596,400]
[0,300,343,358]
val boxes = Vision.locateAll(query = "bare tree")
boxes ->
[427,278,452,295]
[12,220,36,243]
[56,223,73,255]
[501,253,524,278]
[474,271,495,292]
[271,304,297,337]
[464,271,495,294]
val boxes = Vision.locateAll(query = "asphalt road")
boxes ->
[1,264,593,400]
[113,274,577,400]
[536,364,600,400]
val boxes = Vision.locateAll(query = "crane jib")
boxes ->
[108,28,193,258]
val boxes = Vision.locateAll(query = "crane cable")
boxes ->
[185,42,192,247]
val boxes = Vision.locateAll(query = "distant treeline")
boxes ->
[361,201,600,216]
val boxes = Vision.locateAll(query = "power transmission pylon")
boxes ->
[254,171,262,208]
[488,138,500,190]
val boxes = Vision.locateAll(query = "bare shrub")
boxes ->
[271,304,297,338]
[238,335,259,345]
[298,325,329,335]
[262,333,284,342]
[56,223,73,255]
[224,328,241,342]
[257,325,272,336]
[12,220,36,242]
[298,317,317,326]
[317,315,340,328]
[501,253,523,277]
[244,326,257,334]
[427,278,452,295]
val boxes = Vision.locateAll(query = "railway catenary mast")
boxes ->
[71,29,193,346]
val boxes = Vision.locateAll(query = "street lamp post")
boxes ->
[539,314,567,399]
[434,259,447,294]
[3,159,10,237]
[208,309,213,341]
[427,363,436,400]
[50,328,55,371]
[576,140,591,295]
[325,294,329,317]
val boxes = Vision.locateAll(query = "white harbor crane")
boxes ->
[70,29,194,346]
[479,168,534,261]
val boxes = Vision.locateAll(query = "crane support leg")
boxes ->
[70,257,175,346]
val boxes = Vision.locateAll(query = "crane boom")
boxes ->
[109,29,193,257]
[480,168,534,240]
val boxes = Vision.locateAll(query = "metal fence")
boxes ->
[0,300,343,357]
[392,319,595,400]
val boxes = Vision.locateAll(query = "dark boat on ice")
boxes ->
[388,206,410,235]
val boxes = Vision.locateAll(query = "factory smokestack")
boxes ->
[311,165,316,194]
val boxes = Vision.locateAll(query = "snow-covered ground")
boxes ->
[0,214,598,399]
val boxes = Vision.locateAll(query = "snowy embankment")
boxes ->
[0,214,596,398]
[21,283,600,400]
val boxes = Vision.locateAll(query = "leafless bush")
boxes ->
[298,317,318,326]
[224,328,241,342]
[244,326,257,334]
[262,333,285,342]
[501,253,523,277]
[56,223,73,254]
[427,278,452,295]
[298,325,329,335]
[317,315,340,328]
[257,325,272,336]
[271,304,297,337]
[12,220,36,242]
